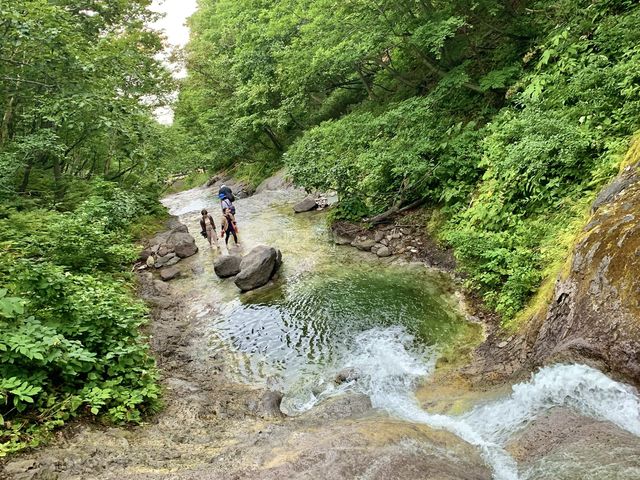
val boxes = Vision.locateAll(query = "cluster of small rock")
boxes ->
[214,245,282,292]
[138,218,198,281]
[335,225,423,258]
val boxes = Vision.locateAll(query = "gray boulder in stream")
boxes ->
[293,196,317,213]
[214,255,242,278]
[234,245,282,291]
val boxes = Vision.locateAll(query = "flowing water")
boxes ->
[162,185,640,480]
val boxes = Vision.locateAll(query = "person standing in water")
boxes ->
[219,193,235,214]
[220,207,239,246]
[200,209,219,249]
[218,184,234,202]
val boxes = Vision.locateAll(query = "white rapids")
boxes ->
[297,327,640,480]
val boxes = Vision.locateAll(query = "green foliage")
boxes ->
[0,0,171,451]
[0,185,161,455]
[0,0,174,202]
[177,0,640,322]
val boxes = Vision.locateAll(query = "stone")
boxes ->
[247,390,284,419]
[255,169,290,193]
[234,245,281,291]
[170,231,198,258]
[254,390,284,418]
[370,243,381,254]
[335,367,360,384]
[374,230,385,242]
[214,255,242,278]
[157,245,171,257]
[160,267,180,281]
[164,256,181,267]
[497,341,508,348]
[591,172,638,213]
[3,459,36,475]
[146,255,155,267]
[293,196,318,213]
[334,235,352,245]
[165,216,187,231]
[139,249,152,261]
[351,238,376,251]
[376,246,391,257]
[154,252,176,268]
[191,264,205,275]
[306,394,372,420]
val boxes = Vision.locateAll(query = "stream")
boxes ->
[160,184,640,480]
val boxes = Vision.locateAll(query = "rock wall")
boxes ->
[473,145,640,387]
[525,159,640,383]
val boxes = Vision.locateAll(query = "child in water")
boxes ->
[220,207,239,246]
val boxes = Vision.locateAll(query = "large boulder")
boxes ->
[255,169,291,193]
[234,245,282,292]
[472,152,640,387]
[169,231,198,258]
[214,255,242,278]
[145,220,198,261]
[293,196,317,213]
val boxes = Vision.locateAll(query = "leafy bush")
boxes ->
[0,184,160,455]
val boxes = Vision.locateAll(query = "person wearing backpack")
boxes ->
[218,184,234,202]
[219,193,236,215]
[220,207,239,246]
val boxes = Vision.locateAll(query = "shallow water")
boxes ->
[162,185,640,480]
[162,186,479,400]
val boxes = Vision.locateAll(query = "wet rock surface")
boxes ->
[159,266,180,281]
[472,162,640,387]
[0,251,491,480]
[234,245,282,291]
[506,408,640,479]
[214,254,242,278]
[293,195,318,213]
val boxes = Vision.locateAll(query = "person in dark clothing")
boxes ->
[220,207,239,246]
[200,209,219,249]
[218,184,234,201]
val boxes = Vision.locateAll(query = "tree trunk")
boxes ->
[356,67,376,99]
[262,125,283,152]
[368,198,427,224]
[0,96,15,146]
[18,159,33,193]
[52,155,63,201]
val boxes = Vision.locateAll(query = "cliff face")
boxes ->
[471,140,640,386]
[526,161,640,383]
